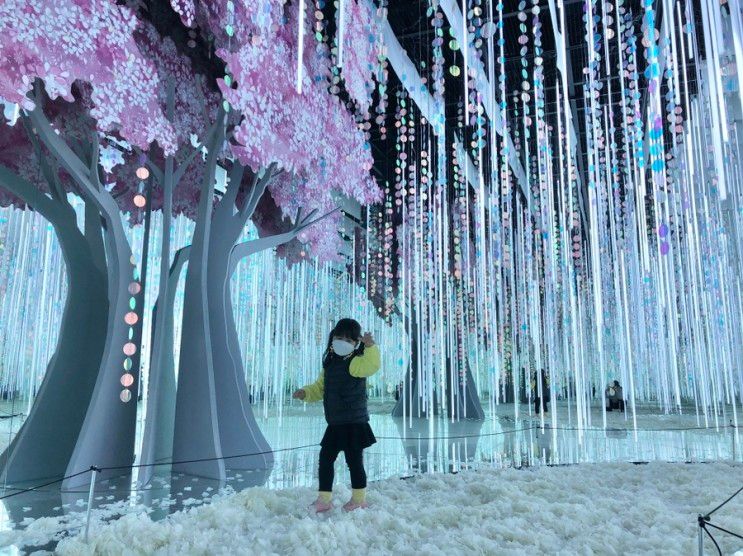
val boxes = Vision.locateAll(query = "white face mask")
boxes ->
[332,339,356,356]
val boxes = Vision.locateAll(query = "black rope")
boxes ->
[698,482,743,556]
[0,412,23,419]
[701,522,722,556]
[376,425,538,441]
[0,468,92,501]
[0,426,549,499]
[541,424,739,433]
[0,444,318,500]
[0,464,309,495]
[377,422,737,441]
[705,484,743,517]
[1,422,738,502]
[704,521,743,542]
[100,443,318,472]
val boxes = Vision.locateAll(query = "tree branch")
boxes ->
[89,134,102,191]
[189,106,227,239]
[234,169,260,219]
[238,162,278,222]
[145,158,165,184]
[172,146,200,184]
[170,244,191,277]
[228,207,340,275]
[172,115,223,184]
[24,100,136,306]
[26,87,130,214]
[84,199,107,276]
[0,164,65,222]
[194,77,211,124]
[70,137,88,165]
[217,161,247,218]
[20,114,68,206]
[26,107,110,212]
[296,207,339,231]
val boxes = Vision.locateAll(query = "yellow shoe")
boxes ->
[342,499,369,512]
[311,491,333,513]
[342,488,368,511]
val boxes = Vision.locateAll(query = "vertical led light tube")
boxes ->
[338,0,346,68]
[296,0,306,93]
[462,0,469,117]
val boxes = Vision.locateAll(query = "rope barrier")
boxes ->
[378,422,738,440]
[100,443,319,472]
[704,522,743,541]
[0,421,738,501]
[538,424,740,433]
[0,444,320,500]
[0,425,548,501]
[699,516,722,556]
[704,484,743,518]
[0,468,92,501]
[0,412,23,419]
[2,419,740,551]
[376,425,539,440]
[697,481,743,555]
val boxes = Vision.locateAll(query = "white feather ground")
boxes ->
[31,462,740,555]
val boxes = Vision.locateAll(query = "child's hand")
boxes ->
[292,389,306,400]
[361,332,375,347]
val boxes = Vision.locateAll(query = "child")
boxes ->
[292,318,381,513]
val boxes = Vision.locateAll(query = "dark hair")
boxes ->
[325,318,362,350]
[613,380,620,387]
[323,318,363,364]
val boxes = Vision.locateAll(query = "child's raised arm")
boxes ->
[294,371,325,402]
[349,343,381,378]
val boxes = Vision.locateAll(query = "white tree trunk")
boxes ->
[63,197,136,486]
[172,111,227,480]
[27,109,140,488]
[0,167,108,484]
[138,244,188,486]
[208,224,273,475]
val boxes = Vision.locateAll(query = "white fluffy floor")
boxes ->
[31,462,740,555]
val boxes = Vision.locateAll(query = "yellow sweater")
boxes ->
[302,344,381,402]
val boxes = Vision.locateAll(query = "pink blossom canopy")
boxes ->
[339,0,382,114]
[216,0,381,259]
[0,0,180,154]
[0,0,383,262]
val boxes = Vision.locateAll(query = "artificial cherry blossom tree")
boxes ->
[0,0,382,487]
[0,0,199,486]
[161,0,381,481]
[0,102,111,485]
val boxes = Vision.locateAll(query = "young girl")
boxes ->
[292,318,380,513]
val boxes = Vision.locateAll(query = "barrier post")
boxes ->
[85,466,99,543]
[697,515,704,556]
[732,423,737,461]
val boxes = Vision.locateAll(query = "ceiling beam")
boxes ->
[380,15,481,190]
[438,0,530,206]
[547,0,589,228]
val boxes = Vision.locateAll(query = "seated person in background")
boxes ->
[531,370,549,414]
[605,380,625,412]
[394,381,403,401]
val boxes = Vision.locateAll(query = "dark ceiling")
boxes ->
[370,0,707,233]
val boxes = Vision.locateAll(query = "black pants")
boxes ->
[318,445,367,491]
[534,397,548,413]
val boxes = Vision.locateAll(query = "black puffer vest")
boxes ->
[322,346,369,425]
